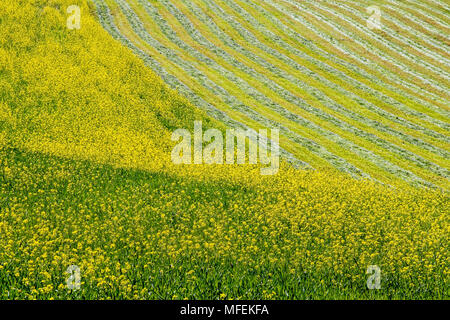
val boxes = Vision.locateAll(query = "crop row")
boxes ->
[94,0,449,188]
[256,0,449,104]
[228,0,449,120]
[276,0,449,93]
[93,0,308,168]
[115,0,447,184]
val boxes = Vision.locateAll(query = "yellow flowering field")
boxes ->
[0,0,448,299]
[1,146,448,299]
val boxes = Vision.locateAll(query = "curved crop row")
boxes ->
[94,0,449,189]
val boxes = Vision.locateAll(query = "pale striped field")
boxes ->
[92,0,449,189]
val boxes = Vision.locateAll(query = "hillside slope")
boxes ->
[92,0,450,189]
[0,0,448,299]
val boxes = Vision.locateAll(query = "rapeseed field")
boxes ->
[0,0,448,299]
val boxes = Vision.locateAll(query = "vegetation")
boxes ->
[0,0,448,299]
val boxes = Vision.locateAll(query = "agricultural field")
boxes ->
[0,0,449,300]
